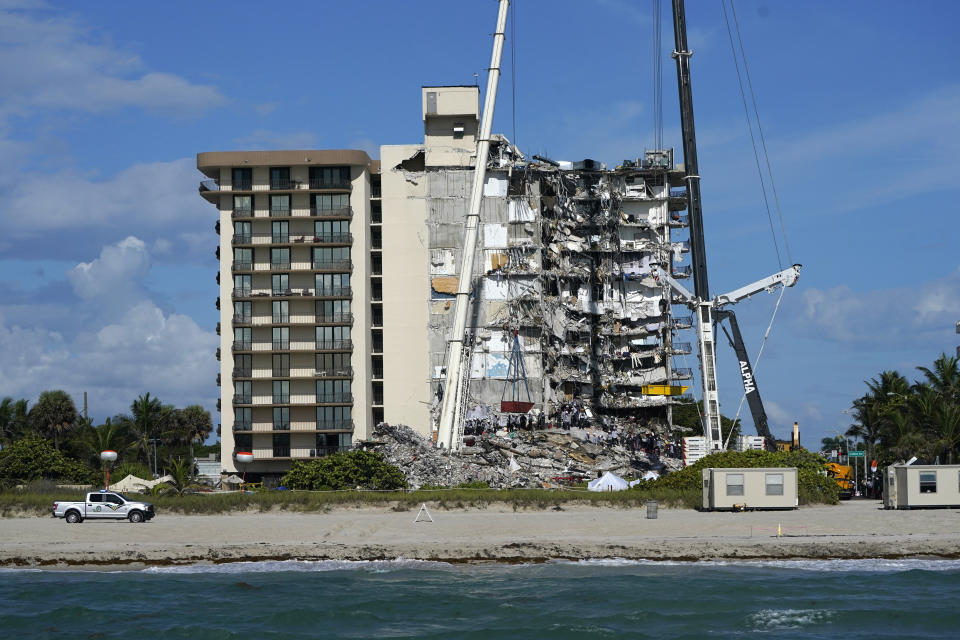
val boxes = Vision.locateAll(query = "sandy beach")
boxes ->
[2,499,959,568]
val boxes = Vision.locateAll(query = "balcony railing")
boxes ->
[316,340,353,351]
[270,261,291,270]
[669,187,687,199]
[314,233,353,244]
[310,206,352,219]
[270,208,291,217]
[272,314,290,323]
[232,234,252,244]
[315,367,353,378]
[233,394,252,405]
[232,209,254,219]
[316,420,354,431]
[312,260,352,271]
[233,288,252,298]
[672,342,692,354]
[233,262,253,272]
[272,340,290,350]
[272,288,294,296]
[272,422,291,431]
[272,446,291,457]
[312,446,350,456]
[233,368,252,378]
[372,367,384,379]
[233,314,252,325]
[232,341,252,351]
[671,367,693,379]
[233,179,252,191]
[272,234,290,244]
[271,178,297,190]
[309,179,351,190]
[234,420,252,431]
[272,368,290,377]
[316,394,353,404]
[315,287,352,298]
[273,394,290,404]
[316,312,353,324]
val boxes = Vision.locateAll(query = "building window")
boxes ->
[317,379,351,403]
[371,227,382,249]
[232,168,252,191]
[234,354,252,377]
[272,406,290,431]
[316,353,351,377]
[765,473,784,496]
[270,194,290,215]
[270,247,290,270]
[272,273,289,295]
[309,166,350,189]
[371,355,383,379]
[233,274,251,297]
[233,380,251,404]
[371,304,383,326]
[272,220,289,244]
[233,221,251,243]
[233,194,252,213]
[371,253,382,275]
[233,247,253,271]
[453,122,464,139]
[316,325,351,350]
[272,433,290,457]
[371,200,382,223]
[270,167,291,190]
[726,473,744,497]
[233,301,251,323]
[317,299,351,322]
[272,380,289,404]
[272,327,289,350]
[315,272,351,296]
[372,381,383,405]
[312,193,350,213]
[272,300,289,323]
[317,406,352,430]
[272,353,290,377]
[370,174,381,197]
[315,220,351,242]
[233,327,251,350]
[312,246,350,269]
[234,407,252,431]
[920,471,937,493]
[234,433,252,453]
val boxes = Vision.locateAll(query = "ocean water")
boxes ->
[2,558,960,639]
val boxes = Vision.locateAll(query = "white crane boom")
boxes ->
[436,0,510,451]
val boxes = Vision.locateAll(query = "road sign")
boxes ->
[848,450,865,458]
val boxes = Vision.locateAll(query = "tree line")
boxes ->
[0,390,213,484]
[843,353,960,466]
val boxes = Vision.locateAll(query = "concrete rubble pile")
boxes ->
[364,422,683,490]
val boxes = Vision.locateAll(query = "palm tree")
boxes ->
[129,393,163,475]
[81,418,137,469]
[28,390,78,450]
[917,354,960,402]
[0,397,30,444]
[153,457,202,497]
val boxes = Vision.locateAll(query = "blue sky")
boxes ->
[0,0,957,449]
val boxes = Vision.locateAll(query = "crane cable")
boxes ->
[720,0,792,269]
[510,0,518,149]
[652,0,663,151]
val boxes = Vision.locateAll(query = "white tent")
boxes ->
[588,471,629,492]
[109,474,173,493]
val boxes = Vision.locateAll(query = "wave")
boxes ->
[565,557,960,573]
[141,558,453,574]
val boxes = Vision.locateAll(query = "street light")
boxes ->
[148,438,161,478]
[100,450,117,490]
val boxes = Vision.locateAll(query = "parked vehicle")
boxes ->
[52,490,155,523]
[825,462,854,500]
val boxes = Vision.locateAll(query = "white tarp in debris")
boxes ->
[509,199,536,222]
[430,248,457,275]
[483,174,508,197]
[588,471,630,492]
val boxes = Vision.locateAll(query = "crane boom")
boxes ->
[716,309,774,445]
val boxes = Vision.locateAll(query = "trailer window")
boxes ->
[919,472,937,493]
[765,473,784,496]
[726,473,744,496]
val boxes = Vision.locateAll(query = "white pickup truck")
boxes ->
[52,490,156,523]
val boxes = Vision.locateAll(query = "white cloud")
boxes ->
[0,238,217,421]
[0,7,225,119]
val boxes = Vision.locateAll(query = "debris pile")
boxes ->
[363,423,683,489]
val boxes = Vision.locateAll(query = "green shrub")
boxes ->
[112,461,153,481]
[0,438,95,485]
[631,449,838,505]
[281,451,407,491]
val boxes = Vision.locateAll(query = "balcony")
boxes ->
[232,234,252,245]
[313,446,350,456]
[316,312,353,324]
[272,446,291,457]
[314,233,353,244]
[372,367,383,380]
[233,394,253,405]
[671,367,693,379]
[317,420,354,431]
[232,262,253,272]
[233,179,253,191]
[270,260,292,270]
[270,208,291,218]
[312,260,352,272]
[310,206,352,219]
[232,209,254,219]
[316,287,353,298]
[271,233,290,244]
[272,313,290,323]
[272,422,291,431]
[233,367,252,378]
[272,395,290,404]
[270,178,299,190]
[199,179,220,192]
[315,367,353,378]
[234,420,252,431]
[309,178,351,190]
[232,341,252,352]
[672,342,692,355]
[233,288,252,299]
[316,394,353,404]
[315,340,353,351]
[272,340,290,350]
[272,368,290,377]
[233,314,252,326]
[672,265,692,279]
